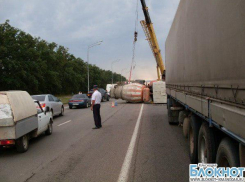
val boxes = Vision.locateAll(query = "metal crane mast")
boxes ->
[140,0,165,80]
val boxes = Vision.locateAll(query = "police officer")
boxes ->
[91,85,102,129]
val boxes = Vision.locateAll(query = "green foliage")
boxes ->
[0,20,127,95]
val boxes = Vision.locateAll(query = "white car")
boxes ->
[32,94,64,118]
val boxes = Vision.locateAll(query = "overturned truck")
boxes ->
[111,83,146,103]
[111,82,167,103]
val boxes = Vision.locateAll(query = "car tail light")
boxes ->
[0,140,15,145]
[41,103,46,108]
[71,100,84,102]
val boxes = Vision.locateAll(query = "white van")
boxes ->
[106,84,117,96]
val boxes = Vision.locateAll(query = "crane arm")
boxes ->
[140,0,165,80]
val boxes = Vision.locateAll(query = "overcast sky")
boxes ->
[0,0,180,80]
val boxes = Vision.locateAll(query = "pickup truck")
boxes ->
[0,91,53,153]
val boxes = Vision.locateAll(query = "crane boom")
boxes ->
[140,0,165,80]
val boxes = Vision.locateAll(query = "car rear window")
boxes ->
[72,94,86,99]
[32,95,46,101]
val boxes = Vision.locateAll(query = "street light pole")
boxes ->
[87,47,90,93]
[87,40,103,92]
[111,59,120,85]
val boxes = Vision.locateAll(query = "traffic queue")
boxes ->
[0,87,110,153]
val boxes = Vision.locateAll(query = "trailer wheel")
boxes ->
[216,138,240,167]
[45,121,53,135]
[183,117,190,138]
[198,122,216,163]
[16,135,29,153]
[188,115,202,163]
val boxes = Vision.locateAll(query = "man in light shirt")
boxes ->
[91,85,102,129]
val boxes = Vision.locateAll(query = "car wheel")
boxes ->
[45,121,53,135]
[16,135,29,153]
[86,102,89,108]
[60,106,64,116]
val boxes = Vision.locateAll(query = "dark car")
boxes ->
[99,88,109,102]
[87,88,109,102]
[68,94,91,109]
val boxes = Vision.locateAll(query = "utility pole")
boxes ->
[87,40,103,92]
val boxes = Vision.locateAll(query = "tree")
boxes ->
[0,20,126,95]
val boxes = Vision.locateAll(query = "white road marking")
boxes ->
[57,120,71,127]
[117,104,144,182]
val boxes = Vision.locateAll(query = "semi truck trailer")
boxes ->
[166,0,245,167]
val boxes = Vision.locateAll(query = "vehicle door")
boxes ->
[52,95,61,115]
[36,102,50,135]
[48,95,56,115]
[99,89,104,97]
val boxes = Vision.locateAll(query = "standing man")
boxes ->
[91,85,102,129]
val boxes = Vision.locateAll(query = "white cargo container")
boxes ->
[153,81,167,104]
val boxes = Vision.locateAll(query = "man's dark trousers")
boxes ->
[93,104,101,128]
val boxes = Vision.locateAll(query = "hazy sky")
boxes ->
[0,0,180,80]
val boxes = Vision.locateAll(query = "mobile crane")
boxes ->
[110,0,167,104]
[140,0,165,80]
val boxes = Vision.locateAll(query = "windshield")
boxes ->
[32,95,46,101]
[72,94,86,99]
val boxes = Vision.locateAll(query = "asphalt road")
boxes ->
[0,100,190,182]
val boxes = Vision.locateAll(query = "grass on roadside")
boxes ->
[57,95,72,104]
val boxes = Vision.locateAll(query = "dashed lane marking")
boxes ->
[57,120,72,127]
